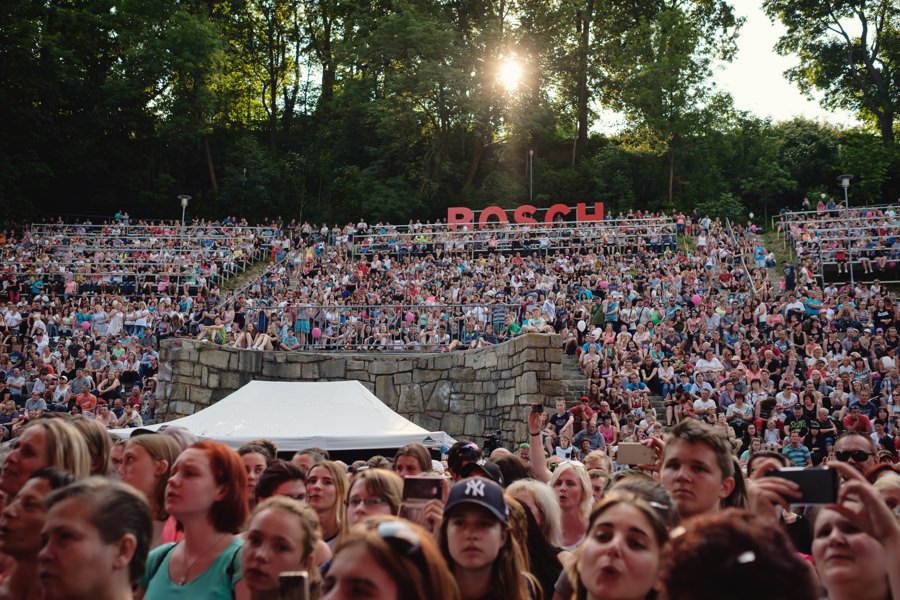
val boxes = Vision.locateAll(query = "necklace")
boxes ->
[178,534,229,586]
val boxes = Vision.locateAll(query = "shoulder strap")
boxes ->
[146,542,177,583]
[226,541,243,600]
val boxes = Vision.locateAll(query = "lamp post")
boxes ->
[529,149,534,203]
[178,195,191,226]
[837,174,854,285]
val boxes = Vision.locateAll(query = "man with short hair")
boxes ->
[782,431,813,467]
[834,431,877,474]
[693,388,717,420]
[69,368,94,397]
[851,388,879,419]
[843,405,873,433]
[783,403,811,440]
[76,386,97,417]
[573,420,605,451]
[659,420,737,519]
[550,398,574,442]
[5,368,25,403]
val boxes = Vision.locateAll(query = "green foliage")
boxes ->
[696,192,746,223]
[763,0,899,145]
[0,0,898,223]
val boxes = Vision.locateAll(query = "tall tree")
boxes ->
[763,0,899,145]
[599,1,742,203]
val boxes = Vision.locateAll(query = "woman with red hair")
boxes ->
[138,440,250,599]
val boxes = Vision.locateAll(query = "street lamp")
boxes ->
[837,174,854,285]
[178,195,191,226]
[529,149,534,203]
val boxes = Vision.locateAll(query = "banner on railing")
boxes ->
[447,202,604,229]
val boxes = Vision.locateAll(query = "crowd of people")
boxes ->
[0,411,896,599]
[0,217,283,297]
[779,203,900,277]
[0,205,897,598]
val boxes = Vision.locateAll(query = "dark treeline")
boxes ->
[1,0,897,223]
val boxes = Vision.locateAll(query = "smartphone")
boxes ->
[278,571,309,600]
[398,476,444,531]
[617,442,657,465]
[765,467,839,505]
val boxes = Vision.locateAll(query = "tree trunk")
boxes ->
[668,148,675,204]
[204,136,219,195]
[572,0,593,167]
[878,110,895,146]
[317,15,334,111]
[462,133,484,191]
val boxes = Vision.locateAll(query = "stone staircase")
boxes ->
[560,354,588,400]
[558,353,667,417]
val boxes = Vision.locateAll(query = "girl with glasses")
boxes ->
[344,469,402,530]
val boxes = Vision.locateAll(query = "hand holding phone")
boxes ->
[764,467,838,505]
[617,442,657,465]
[398,476,444,532]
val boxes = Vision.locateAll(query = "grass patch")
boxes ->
[762,230,794,266]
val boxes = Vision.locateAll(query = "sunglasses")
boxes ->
[373,520,427,574]
[834,450,872,462]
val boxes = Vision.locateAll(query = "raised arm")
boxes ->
[528,410,552,483]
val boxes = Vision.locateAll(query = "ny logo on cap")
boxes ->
[465,479,486,497]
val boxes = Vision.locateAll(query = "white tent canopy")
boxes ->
[112,380,455,452]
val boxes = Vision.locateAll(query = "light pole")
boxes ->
[837,174,854,285]
[178,195,191,226]
[528,149,534,203]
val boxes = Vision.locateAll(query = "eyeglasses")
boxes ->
[347,496,388,508]
[835,450,872,462]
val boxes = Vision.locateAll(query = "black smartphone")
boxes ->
[764,467,839,505]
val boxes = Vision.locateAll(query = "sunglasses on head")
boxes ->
[373,520,428,574]
[834,450,872,462]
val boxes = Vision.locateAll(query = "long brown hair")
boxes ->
[439,500,531,600]
[344,516,460,600]
[126,434,182,520]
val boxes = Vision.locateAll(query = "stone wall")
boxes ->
[157,333,564,443]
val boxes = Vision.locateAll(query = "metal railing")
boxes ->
[725,219,758,298]
[233,303,526,351]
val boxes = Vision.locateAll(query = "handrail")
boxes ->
[778,203,898,219]
[351,214,677,235]
[725,219,757,298]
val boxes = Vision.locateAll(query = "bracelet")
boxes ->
[530,431,541,436]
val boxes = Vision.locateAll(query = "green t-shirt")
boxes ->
[141,537,243,600]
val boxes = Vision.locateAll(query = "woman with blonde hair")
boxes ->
[506,479,565,552]
[325,515,459,600]
[242,496,323,600]
[0,418,91,501]
[306,461,348,552]
[121,433,182,548]
[549,462,592,550]
[69,415,112,475]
